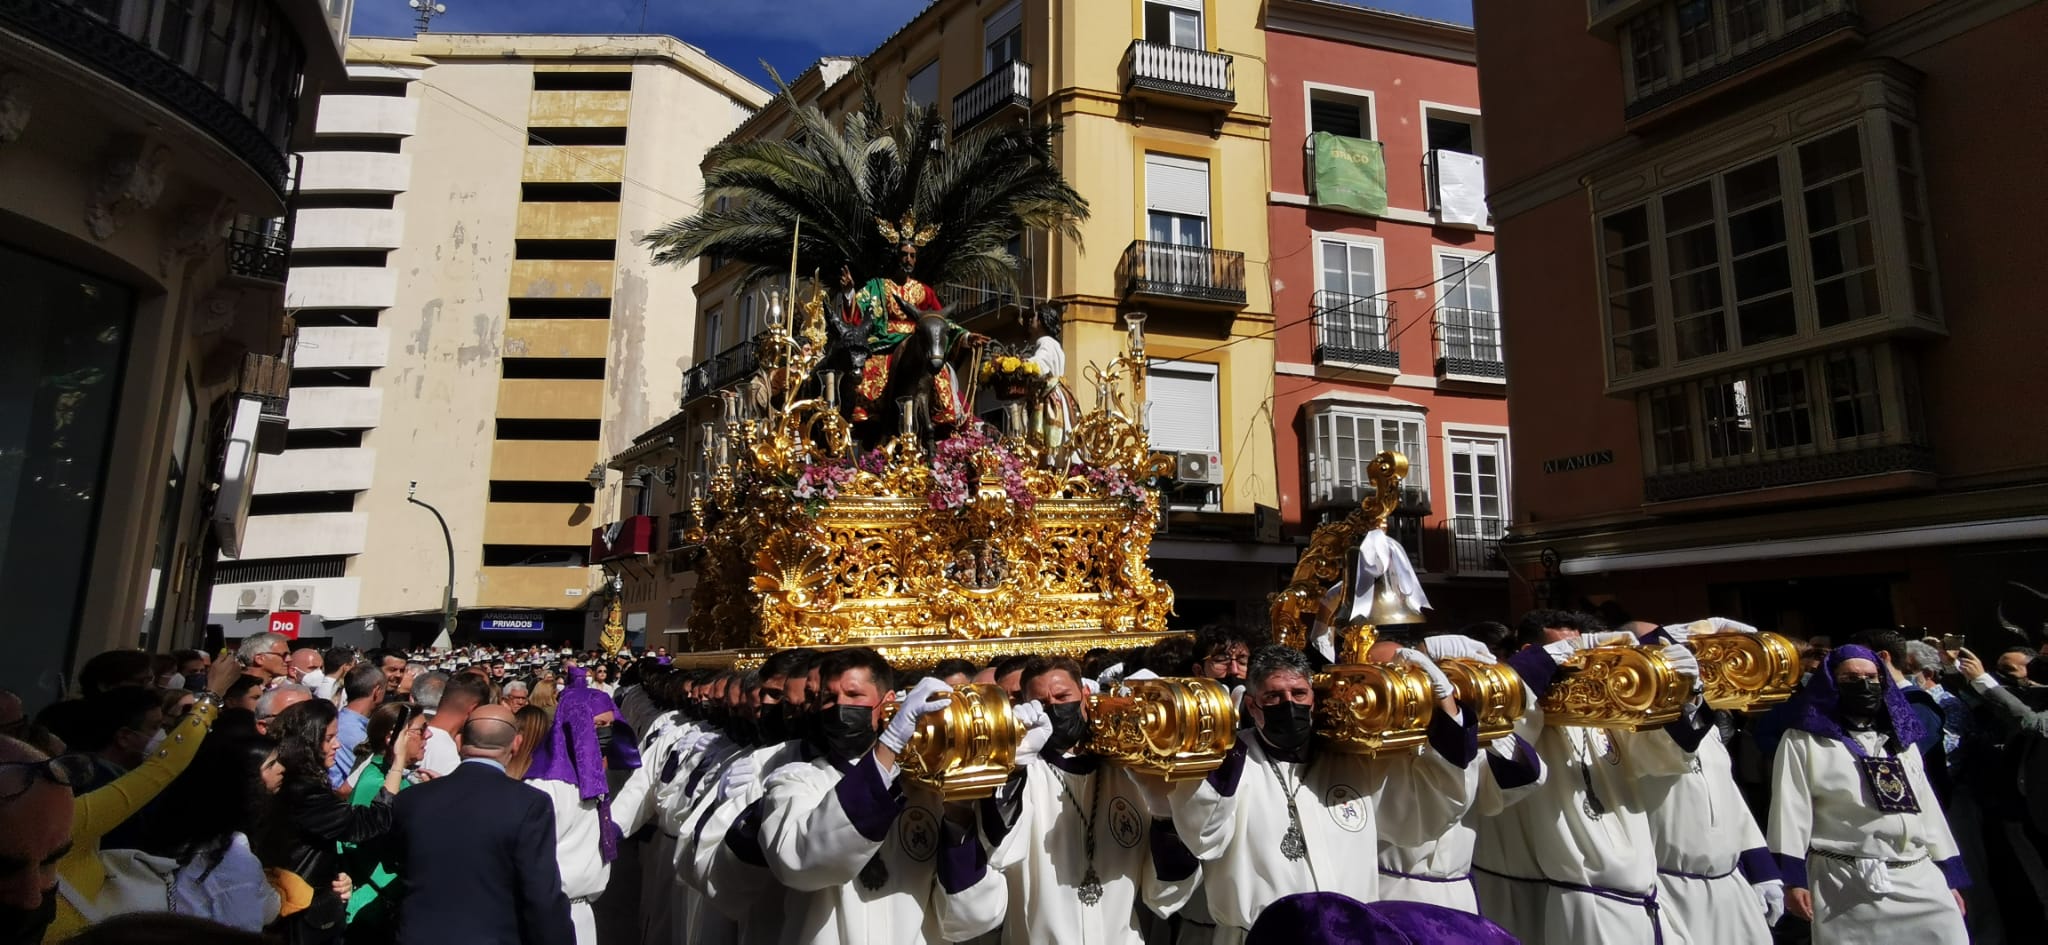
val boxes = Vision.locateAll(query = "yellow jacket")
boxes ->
[43,698,218,941]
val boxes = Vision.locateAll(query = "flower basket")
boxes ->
[979,354,1044,401]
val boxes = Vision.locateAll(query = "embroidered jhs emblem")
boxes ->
[1109,796,1144,849]
[1327,784,1368,833]
[899,807,939,862]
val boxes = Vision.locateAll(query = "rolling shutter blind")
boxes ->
[1145,154,1211,219]
[1146,362,1220,453]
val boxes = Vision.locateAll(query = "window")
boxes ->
[1438,253,1501,364]
[1447,435,1507,572]
[1308,90,1371,140]
[1143,0,1204,49]
[984,1,1023,73]
[1424,111,1478,156]
[1634,343,1926,496]
[1146,361,1220,454]
[153,0,199,65]
[737,293,759,340]
[1307,407,1426,509]
[1145,154,1210,248]
[1595,119,1932,384]
[1315,237,1387,355]
[1621,0,1857,108]
[702,305,723,356]
[906,60,939,109]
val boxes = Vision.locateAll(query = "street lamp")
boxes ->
[407,481,457,649]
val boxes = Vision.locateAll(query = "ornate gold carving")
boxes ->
[1540,644,1691,731]
[1439,658,1528,743]
[1270,450,1411,651]
[1314,660,1438,755]
[1690,630,1801,711]
[1087,677,1238,781]
[880,683,1021,800]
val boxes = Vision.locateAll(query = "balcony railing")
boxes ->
[1435,307,1506,379]
[1620,0,1860,119]
[227,226,290,284]
[953,60,1032,132]
[1118,241,1246,308]
[1122,40,1235,107]
[682,339,760,404]
[2,0,307,197]
[946,277,1044,325]
[1312,292,1398,369]
[1449,516,1508,574]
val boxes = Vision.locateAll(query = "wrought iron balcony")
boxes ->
[1,0,307,198]
[953,60,1032,133]
[1448,516,1508,574]
[946,277,1044,326]
[227,226,290,284]
[1313,293,1398,369]
[682,339,760,404]
[1122,40,1235,109]
[1435,307,1506,379]
[1118,241,1246,309]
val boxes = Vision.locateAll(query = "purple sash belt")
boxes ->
[1473,865,1664,945]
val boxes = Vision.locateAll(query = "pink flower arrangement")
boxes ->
[928,424,1035,512]
[792,459,856,502]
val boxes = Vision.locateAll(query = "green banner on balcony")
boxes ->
[1311,132,1388,216]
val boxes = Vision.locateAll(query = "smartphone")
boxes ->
[1940,633,1964,651]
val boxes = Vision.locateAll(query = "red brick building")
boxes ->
[1265,0,1508,628]
[1476,0,2048,641]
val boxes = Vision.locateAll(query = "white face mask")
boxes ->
[143,728,168,758]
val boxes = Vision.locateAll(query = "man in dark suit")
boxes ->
[389,704,573,945]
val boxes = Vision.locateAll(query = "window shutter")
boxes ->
[1310,97,1364,139]
[1146,363,1220,453]
[984,1,1022,44]
[1146,154,1211,219]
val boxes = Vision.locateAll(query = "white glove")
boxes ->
[1394,649,1456,700]
[1662,617,1759,643]
[1422,634,1497,665]
[1755,879,1785,926]
[719,755,756,798]
[1543,631,1634,665]
[1122,668,1161,682]
[1662,644,1701,686]
[880,677,955,754]
[1012,700,1052,766]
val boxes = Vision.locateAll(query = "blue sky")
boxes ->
[352,0,1474,91]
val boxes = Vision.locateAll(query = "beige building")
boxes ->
[207,34,767,648]
[2,0,349,703]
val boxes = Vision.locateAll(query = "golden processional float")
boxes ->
[671,274,1234,797]
[1271,451,1801,740]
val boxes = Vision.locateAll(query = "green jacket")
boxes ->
[343,756,407,924]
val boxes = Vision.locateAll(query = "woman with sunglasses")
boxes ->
[259,699,414,945]
[338,702,429,942]
[38,653,245,942]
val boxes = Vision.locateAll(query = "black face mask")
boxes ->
[594,723,615,758]
[1837,678,1886,722]
[756,705,788,744]
[0,890,57,945]
[1043,701,1091,756]
[1257,702,1316,754]
[725,710,759,745]
[1217,674,1246,691]
[813,705,877,761]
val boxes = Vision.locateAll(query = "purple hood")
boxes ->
[1789,644,1926,749]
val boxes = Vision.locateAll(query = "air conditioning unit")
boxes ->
[276,584,317,613]
[235,585,272,613]
[1173,450,1224,485]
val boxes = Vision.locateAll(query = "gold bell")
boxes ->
[1342,547,1427,629]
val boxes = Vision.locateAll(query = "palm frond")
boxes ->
[642,73,1088,296]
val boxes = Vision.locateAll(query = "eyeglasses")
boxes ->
[1203,653,1250,670]
[0,755,97,802]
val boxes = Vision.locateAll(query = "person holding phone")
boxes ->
[340,702,429,943]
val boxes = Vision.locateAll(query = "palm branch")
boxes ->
[641,71,1089,297]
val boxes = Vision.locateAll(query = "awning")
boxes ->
[1558,514,2048,576]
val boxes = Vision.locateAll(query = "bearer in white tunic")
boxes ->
[755,652,1006,945]
[1374,635,1547,913]
[526,687,630,945]
[1768,645,1968,945]
[1169,645,1482,945]
[1634,621,1783,944]
[980,659,1203,945]
[611,696,693,945]
[1471,618,1709,945]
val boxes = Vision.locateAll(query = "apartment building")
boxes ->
[1477,0,2048,638]
[207,34,767,649]
[1264,0,1508,629]
[605,0,1288,641]
[1,0,349,701]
